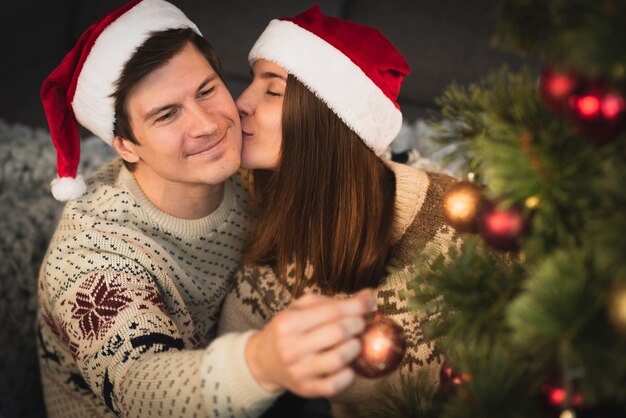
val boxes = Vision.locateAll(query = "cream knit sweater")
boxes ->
[37,158,280,418]
[218,161,461,417]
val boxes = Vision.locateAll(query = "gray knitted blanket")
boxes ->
[0,119,115,418]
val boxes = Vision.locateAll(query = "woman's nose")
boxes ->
[235,89,254,118]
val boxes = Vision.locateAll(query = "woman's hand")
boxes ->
[245,289,375,397]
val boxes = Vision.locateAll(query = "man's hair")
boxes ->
[245,75,396,295]
[112,28,224,171]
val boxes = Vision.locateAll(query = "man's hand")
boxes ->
[245,289,376,397]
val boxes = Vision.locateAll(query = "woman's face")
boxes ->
[236,59,287,170]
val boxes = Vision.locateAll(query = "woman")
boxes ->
[219,5,462,416]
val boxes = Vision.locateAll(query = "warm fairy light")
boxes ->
[608,282,626,335]
[440,364,471,387]
[613,292,626,322]
[575,95,601,118]
[525,196,540,209]
[547,73,575,97]
[614,294,626,321]
[560,410,576,418]
[538,68,578,115]
[545,384,584,407]
[549,388,567,405]
[602,94,625,120]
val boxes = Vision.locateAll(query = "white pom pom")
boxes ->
[50,175,87,201]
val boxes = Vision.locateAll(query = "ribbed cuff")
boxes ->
[202,331,282,417]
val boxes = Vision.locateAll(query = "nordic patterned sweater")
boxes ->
[218,161,462,417]
[37,158,280,418]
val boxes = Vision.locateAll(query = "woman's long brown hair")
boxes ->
[245,75,396,295]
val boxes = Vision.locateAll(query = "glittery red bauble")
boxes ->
[568,82,626,143]
[538,67,578,115]
[442,181,485,233]
[352,313,406,378]
[479,203,528,251]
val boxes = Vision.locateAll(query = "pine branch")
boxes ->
[439,344,541,418]
[358,371,445,418]
[492,0,626,78]
[411,237,525,351]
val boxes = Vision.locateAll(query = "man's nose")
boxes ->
[188,103,219,137]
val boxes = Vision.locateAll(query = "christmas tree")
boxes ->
[366,1,626,417]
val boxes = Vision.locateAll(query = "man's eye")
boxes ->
[156,108,178,123]
[199,87,215,97]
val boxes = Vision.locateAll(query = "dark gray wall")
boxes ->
[0,0,523,130]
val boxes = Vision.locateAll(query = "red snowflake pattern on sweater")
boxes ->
[71,273,134,339]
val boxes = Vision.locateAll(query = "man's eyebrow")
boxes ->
[197,74,218,92]
[143,75,219,122]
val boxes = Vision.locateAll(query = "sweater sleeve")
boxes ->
[218,264,293,335]
[46,255,279,417]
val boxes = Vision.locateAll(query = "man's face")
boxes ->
[122,42,241,188]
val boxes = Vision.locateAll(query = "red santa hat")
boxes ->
[41,0,200,201]
[248,4,410,156]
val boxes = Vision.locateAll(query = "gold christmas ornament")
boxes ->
[607,281,626,336]
[442,181,484,232]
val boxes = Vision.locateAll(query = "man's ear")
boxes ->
[112,136,140,163]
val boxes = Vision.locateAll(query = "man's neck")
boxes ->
[132,168,225,220]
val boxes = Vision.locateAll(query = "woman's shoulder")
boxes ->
[386,159,458,198]
[387,161,459,236]
[387,161,463,268]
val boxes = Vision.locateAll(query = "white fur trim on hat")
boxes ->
[72,0,201,145]
[249,19,402,155]
[51,175,88,202]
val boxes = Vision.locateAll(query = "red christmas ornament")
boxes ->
[568,82,626,142]
[479,203,528,251]
[538,67,578,114]
[352,312,406,378]
[442,181,485,233]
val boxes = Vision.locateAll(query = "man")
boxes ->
[38,1,374,417]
